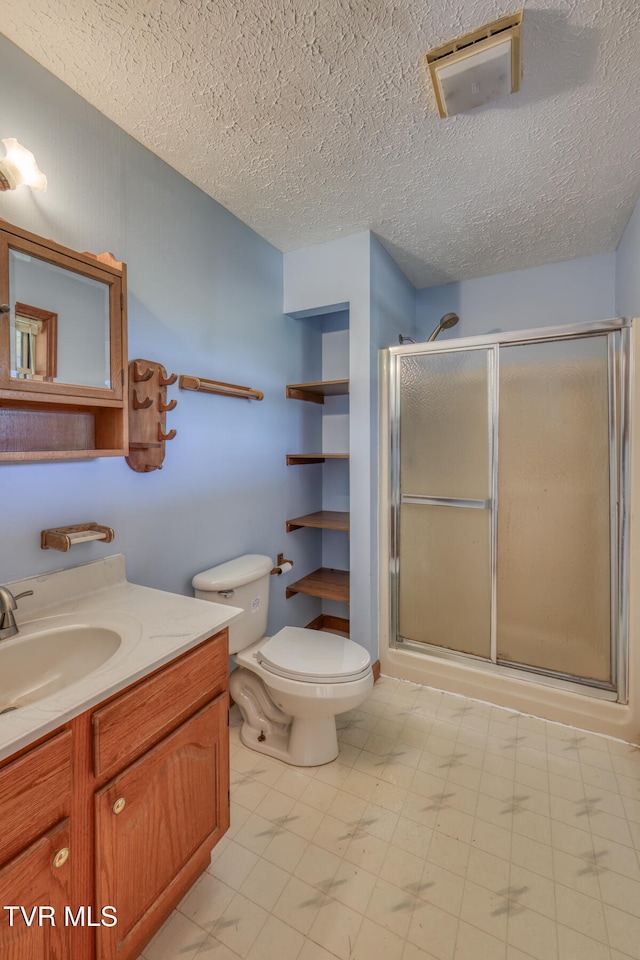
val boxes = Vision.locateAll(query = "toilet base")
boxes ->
[238,714,339,767]
[230,666,341,766]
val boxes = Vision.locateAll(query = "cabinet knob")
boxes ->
[52,847,69,869]
[0,304,10,313]
[112,797,126,815]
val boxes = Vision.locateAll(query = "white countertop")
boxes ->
[0,554,242,762]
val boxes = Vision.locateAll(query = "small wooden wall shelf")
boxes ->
[286,511,350,533]
[286,567,349,603]
[41,523,114,552]
[126,360,177,473]
[286,453,349,466]
[285,380,349,404]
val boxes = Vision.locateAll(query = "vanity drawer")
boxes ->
[92,630,228,779]
[0,729,73,865]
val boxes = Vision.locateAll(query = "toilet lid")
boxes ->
[257,627,371,683]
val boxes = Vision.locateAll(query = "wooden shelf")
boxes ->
[286,511,350,533]
[0,403,127,460]
[306,614,350,637]
[286,567,349,603]
[286,380,349,404]
[286,453,349,465]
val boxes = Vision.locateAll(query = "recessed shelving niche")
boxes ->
[284,308,351,630]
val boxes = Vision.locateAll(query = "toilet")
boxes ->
[193,555,373,766]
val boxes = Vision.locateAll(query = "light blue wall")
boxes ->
[416,251,616,340]
[0,36,318,635]
[369,235,417,647]
[370,236,417,350]
[616,196,640,317]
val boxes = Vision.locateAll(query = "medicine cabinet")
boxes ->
[0,219,128,461]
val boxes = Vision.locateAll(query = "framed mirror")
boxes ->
[0,220,125,402]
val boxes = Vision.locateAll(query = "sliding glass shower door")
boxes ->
[496,337,612,683]
[390,320,629,697]
[398,348,493,659]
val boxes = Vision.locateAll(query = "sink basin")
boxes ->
[0,625,121,713]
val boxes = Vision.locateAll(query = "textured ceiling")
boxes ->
[1,0,639,287]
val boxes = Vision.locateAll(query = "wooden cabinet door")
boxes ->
[95,694,229,960]
[0,820,72,960]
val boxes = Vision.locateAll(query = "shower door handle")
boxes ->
[401,495,491,509]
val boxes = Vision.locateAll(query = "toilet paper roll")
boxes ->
[276,561,293,576]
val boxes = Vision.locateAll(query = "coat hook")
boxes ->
[133,361,154,382]
[158,398,177,412]
[158,426,177,442]
[133,390,153,410]
[158,371,178,386]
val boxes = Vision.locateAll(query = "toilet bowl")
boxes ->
[193,555,373,766]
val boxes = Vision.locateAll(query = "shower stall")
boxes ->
[385,319,631,702]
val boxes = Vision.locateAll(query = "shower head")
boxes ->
[428,312,460,341]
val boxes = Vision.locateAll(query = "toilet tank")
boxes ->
[192,554,272,654]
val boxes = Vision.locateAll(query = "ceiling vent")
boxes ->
[426,10,523,118]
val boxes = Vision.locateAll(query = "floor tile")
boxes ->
[145,911,209,960]
[272,876,322,935]
[330,859,377,913]
[308,898,363,960]
[554,885,608,943]
[239,858,290,912]
[179,873,236,932]
[406,901,458,959]
[454,920,508,960]
[458,880,508,940]
[142,676,640,960]
[352,917,405,960]
[211,893,268,957]
[365,876,414,938]
[508,907,559,960]
[207,841,259,891]
[244,914,304,960]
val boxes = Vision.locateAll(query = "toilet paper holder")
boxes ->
[271,553,293,576]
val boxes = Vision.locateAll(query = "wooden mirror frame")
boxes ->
[0,219,126,403]
[0,219,128,462]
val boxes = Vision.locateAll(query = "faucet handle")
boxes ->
[13,590,34,603]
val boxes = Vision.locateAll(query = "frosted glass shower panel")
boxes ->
[399,503,492,657]
[400,350,490,499]
[496,337,612,682]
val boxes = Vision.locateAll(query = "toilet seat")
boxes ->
[257,627,371,684]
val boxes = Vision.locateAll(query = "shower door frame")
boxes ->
[388,318,631,703]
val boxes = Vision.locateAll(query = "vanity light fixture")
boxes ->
[0,138,47,192]
[426,10,523,118]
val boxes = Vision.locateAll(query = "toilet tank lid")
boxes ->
[192,554,272,591]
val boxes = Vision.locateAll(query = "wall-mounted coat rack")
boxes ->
[126,359,178,473]
[179,375,263,402]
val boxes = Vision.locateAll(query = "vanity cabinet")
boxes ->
[95,697,227,959]
[93,632,229,960]
[0,820,73,960]
[0,629,229,960]
[0,730,75,960]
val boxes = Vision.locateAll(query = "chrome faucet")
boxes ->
[0,586,34,641]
